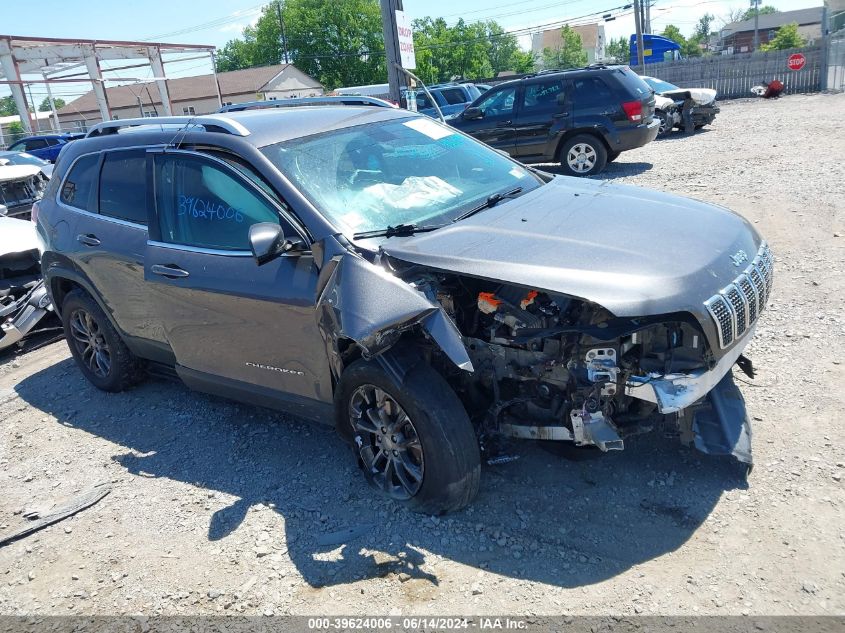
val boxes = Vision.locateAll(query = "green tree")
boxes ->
[742,5,778,21]
[541,25,587,70]
[694,13,715,40]
[0,95,18,117]
[661,24,686,47]
[217,0,387,90]
[605,36,630,63]
[7,120,25,143]
[760,23,806,51]
[660,24,702,58]
[38,97,65,112]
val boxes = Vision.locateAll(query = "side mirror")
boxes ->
[248,222,304,265]
[463,106,483,120]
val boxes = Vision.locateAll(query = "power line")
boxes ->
[140,3,266,41]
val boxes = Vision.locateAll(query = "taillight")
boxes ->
[622,100,643,122]
[30,201,40,224]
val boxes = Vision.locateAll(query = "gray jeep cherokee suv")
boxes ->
[37,108,771,514]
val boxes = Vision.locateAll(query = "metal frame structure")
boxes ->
[0,35,216,134]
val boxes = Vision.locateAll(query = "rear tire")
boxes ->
[559,134,607,176]
[61,289,145,392]
[336,359,481,514]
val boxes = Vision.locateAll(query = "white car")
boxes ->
[641,76,720,133]
[0,186,52,352]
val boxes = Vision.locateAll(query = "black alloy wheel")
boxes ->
[349,384,424,499]
[68,308,112,379]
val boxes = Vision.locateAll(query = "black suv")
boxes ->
[37,109,768,514]
[449,65,659,176]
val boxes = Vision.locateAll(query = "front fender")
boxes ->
[315,253,473,376]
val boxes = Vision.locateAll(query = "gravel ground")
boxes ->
[0,93,843,617]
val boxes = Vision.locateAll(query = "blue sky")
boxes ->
[1,0,821,103]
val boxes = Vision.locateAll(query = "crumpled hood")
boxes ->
[661,87,717,106]
[0,216,41,255]
[0,164,40,183]
[654,94,676,110]
[382,177,761,320]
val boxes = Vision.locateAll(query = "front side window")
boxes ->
[24,139,49,151]
[154,154,281,251]
[476,87,516,117]
[415,92,434,110]
[260,116,540,237]
[60,154,99,211]
[521,80,564,113]
[99,150,148,224]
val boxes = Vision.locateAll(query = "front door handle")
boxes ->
[496,120,512,127]
[150,264,190,279]
[77,234,100,247]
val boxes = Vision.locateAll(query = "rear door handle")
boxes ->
[496,120,512,127]
[77,234,100,247]
[150,264,190,279]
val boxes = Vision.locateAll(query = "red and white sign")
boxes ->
[787,53,806,71]
[395,10,416,70]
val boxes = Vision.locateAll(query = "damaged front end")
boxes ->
[340,257,770,471]
[314,235,770,471]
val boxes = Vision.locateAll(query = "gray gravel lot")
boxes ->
[0,93,843,616]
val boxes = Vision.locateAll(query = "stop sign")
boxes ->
[787,53,806,71]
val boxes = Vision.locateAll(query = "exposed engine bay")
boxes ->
[390,267,752,467]
[0,216,54,353]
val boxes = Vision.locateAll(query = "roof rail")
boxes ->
[85,115,250,138]
[218,95,396,112]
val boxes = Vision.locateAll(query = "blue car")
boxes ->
[402,83,485,119]
[5,133,82,163]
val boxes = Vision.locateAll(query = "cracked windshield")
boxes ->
[262,117,539,235]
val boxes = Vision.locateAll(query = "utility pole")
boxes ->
[25,83,40,132]
[380,0,404,103]
[276,1,290,64]
[751,0,760,51]
[633,0,645,70]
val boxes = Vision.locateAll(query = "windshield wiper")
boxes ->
[453,187,523,223]
[353,223,440,240]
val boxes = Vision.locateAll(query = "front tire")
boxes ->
[656,110,672,137]
[61,289,145,392]
[559,134,607,176]
[336,359,481,514]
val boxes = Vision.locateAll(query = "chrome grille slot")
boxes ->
[748,267,766,313]
[738,276,758,323]
[704,241,773,349]
[705,295,733,348]
[725,285,746,334]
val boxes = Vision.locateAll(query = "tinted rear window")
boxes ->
[572,77,614,108]
[611,68,652,99]
[439,88,468,105]
[60,154,99,211]
[99,150,147,225]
